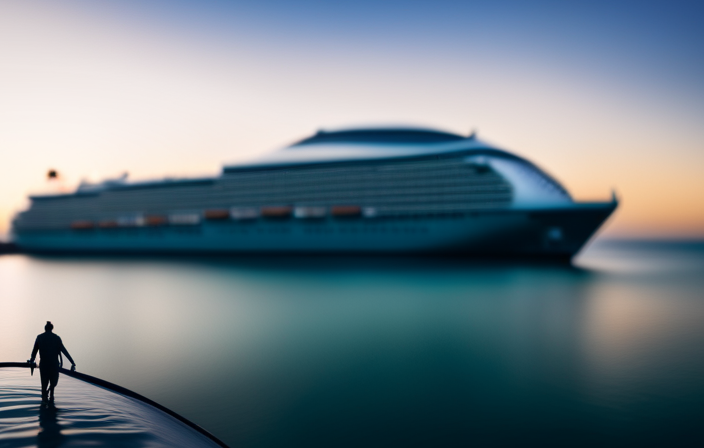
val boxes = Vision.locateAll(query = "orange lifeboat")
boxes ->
[98,220,118,229]
[331,205,362,218]
[70,220,95,230]
[261,206,293,219]
[145,215,168,226]
[203,209,230,220]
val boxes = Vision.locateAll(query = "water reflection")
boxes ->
[37,404,64,448]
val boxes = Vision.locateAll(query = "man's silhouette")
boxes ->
[29,322,76,402]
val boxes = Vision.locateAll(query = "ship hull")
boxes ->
[13,202,615,260]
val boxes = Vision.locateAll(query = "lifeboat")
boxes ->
[261,206,293,219]
[294,206,326,219]
[98,220,119,228]
[230,207,259,220]
[145,215,168,226]
[168,213,201,225]
[331,205,362,218]
[203,209,230,220]
[70,220,95,230]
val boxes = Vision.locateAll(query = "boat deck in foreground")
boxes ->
[0,365,226,448]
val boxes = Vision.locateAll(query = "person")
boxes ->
[28,322,76,403]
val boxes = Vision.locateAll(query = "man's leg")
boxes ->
[48,370,59,402]
[39,368,49,402]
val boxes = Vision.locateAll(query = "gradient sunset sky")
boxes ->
[1,0,702,239]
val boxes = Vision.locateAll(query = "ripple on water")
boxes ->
[0,368,221,447]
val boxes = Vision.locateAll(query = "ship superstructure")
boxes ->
[12,127,616,258]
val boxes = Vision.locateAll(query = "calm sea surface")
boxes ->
[1,240,704,447]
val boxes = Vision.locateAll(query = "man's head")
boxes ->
[45,321,54,332]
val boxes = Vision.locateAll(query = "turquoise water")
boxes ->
[1,240,704,447]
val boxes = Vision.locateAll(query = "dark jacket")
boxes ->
[31,332,74,369]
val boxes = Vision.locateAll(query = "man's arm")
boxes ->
[60,342,75,367]
[29,337,39,363]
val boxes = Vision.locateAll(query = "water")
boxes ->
[0,369,221,447]
[1,240,704,447]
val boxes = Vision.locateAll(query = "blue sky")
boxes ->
[92,0,703,87]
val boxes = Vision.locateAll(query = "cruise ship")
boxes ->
[11,127,617,259]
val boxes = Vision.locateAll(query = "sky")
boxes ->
[1,0,702,239]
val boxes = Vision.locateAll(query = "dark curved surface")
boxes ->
[291,127,468,146]
[0,362,228,447]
